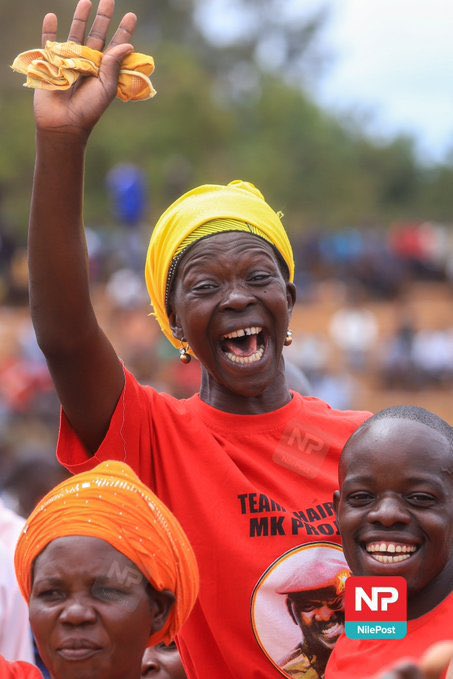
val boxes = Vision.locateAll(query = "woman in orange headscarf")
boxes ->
[9,461,198,679]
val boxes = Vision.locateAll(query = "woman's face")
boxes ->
[29,536,174,679]
[169,232,295,406]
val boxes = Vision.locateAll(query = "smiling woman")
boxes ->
[24,0,371,677]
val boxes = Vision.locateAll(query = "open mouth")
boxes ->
[364,541,419,564]
[220,326,267,365]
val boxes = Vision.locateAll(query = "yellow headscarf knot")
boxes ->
[11,41,156,102]
[145,180,295,353]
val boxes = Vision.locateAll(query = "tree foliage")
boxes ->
[1,0,453,237]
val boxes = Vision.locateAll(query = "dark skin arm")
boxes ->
[29,0,139,452]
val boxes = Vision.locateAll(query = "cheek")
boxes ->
[301,612,314,626]
[167,654,184,674]
[121,600,155,645]
[428,517,453,559]
[29,604,53,639]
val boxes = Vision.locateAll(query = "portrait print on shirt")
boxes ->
[251,543,349,679]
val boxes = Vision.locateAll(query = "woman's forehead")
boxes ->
[177,232,279,271]
[34,536,130,573]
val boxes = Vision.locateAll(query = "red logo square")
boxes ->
[345,576,407,623]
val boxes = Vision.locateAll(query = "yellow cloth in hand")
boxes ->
[11,40,155,102]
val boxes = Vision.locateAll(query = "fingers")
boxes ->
[98,42,134,84]
[43,0,135,53]
[378,663,425,679]
[107,12,137,50]
[67,0,93,44]
[421,641,453,679]
[42,13,58,48]
[86,0,115,51]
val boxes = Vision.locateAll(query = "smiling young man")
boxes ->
[325,406,453,679]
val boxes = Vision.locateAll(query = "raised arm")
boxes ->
[28,0,137,453]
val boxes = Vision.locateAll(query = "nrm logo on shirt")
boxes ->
[344,576,407,640]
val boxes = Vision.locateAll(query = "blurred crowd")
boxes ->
[1,216,453,505]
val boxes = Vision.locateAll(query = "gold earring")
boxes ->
[284,329,293,346]
[179,338,191,364]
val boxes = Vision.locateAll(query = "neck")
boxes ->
[199,367,292,415]
[408,567,453,619]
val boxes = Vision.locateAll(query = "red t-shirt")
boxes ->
[0,657,42,678]
[326,593,453,679]
[58,369,370,679]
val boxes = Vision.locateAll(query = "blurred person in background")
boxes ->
[0,502,34,664]
[329,287,378,373]
[141,643,187,679]
[1,453,69,519]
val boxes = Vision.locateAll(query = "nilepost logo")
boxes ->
[344,576,407,640]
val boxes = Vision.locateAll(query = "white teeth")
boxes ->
[366,542,418,555]
[371,553,412,564]
[225,345,265,365]
[223,326,262,340]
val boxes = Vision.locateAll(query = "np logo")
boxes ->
[273,422,329,479]
[345,576,407,639]
[355,586,399,612]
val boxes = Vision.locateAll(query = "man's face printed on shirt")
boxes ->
[287,585,345,652]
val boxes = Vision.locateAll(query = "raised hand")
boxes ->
[34,0,137,138]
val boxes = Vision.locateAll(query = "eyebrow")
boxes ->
[342,475,446,491]
[33,576,64,587]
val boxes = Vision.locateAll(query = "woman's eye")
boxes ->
[249,273,271,282]
[38,589,64,601]
[93,586,124,600]
[193,282,216,291]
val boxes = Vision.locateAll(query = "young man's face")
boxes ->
[335,418,453,595]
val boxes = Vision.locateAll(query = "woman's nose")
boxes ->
[59,598,97,625]
[219,284,255,311]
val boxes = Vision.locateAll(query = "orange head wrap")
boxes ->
[14,461,199,646]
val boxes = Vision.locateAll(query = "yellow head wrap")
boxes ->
[145,180,295,351]
[14,461,199,646]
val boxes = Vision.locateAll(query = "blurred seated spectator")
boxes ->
[329,288,378,372]
[285,360,312,396]
[1,453,69,519]
[141,643,187,678]
[0,502,34,663]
